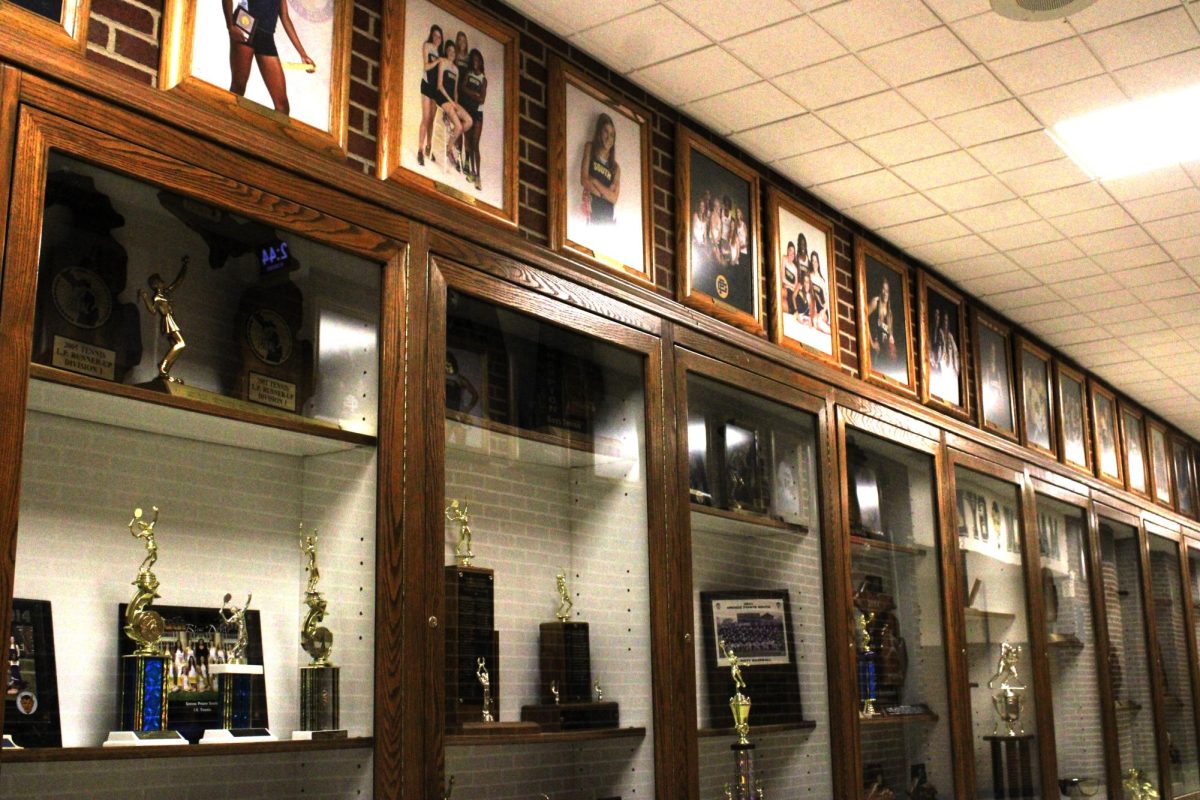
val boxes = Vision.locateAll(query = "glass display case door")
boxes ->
[1184,539,1200,797]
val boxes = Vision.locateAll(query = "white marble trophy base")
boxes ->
[291,729,349,741]
[200,727,277,744]
[2,734,20,748]
[103,730,188,747]
[209,663,264,676]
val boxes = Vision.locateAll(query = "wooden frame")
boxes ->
[971,309,1017,442]
[1148,417,1175,509]
[1119,401,1151,500]
[917,271,969,421]
[767,187,839,367]
[1089,380,1125,490]
[1172,432,1197,519]
[1054,361,1092,475]
[547,57,653,286]
[377,0,521,227]
[675,126,763,336]
[0,0,90,57]
[1015,336,1056,458]
[855,237,916,398]
[159,0,353,158]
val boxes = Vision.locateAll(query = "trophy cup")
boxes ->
[293,525,346,740]
[856,608,878,718]
[202,593,274,742]
[521,572,618,731]
[982,642,1035,797]
[105,507,185,746]
[720,640,764,800]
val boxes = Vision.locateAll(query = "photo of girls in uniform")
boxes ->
[1091,383,1123,485]
[1018,340,1055,455]
[1121,406,1148,496]
[392,0,514,216]
[1149,420,1173,505]
[919,274,966,416]
[974,314,1016,438]
[769,190,837,363]
[856,240,914,394]
[1056,362,1091,471]
[553,61,652,283]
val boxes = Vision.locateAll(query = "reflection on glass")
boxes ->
[1173,445,1196,519]
[11,0,63,23]
[442,290,654,798]
[1037,496,1107,797]
[1099,520,1160,796]
[686,375,832,798]
[847,430,954,799]
[955,467,1041,799]
[1148,534,1200,797]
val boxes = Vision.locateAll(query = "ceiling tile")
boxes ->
[1068,0,1178,34]
[816,90,925,139]
[1083,8,1200,72]
[983,284,1060,307]
[504,0,656,36]
[1051,273,1122,298]
[1000,158,1092,196]
[665,0,801,41]
[1021,74,1128,127]
[938,252,1021,280]
[1032,257,1102,282]
[951,11,1073,60]
[857,122,958,166]
[773,56,886,110]
[1074,225,1154,255]
[879,214,971,247]
[938,99,1042,148]
[900,66,1010,119]
[959,269,1035,296]
[969,131,1065,174]
[684,82,805,135]
[981,220,1063,251]
[892,150,989,190]
[1114,262,1185,287]
[775,143,880,185]
[1165,236,1200,260]
[1008,300,1078,325]
[922,0,990,23]
[846,193,944,229]
[1145,211,1200,243]
[909,234,996,265]
[1149,294,1200,316]
[810,0,940,51]
[811,169,912,208]
[927,176,1017,212]
[631,47,757,104]
[1131,276,1197,303]
[1075,289,1141,311]
[954,200,1040,233]
[1102,165,1194,201]
[1040,323,1108,347]
[571,5,708,71]
[859,26,977,87]
[1114,48,1200,99]
[731,114,843,161]
[1050,204,1136,238]
[1009,238,1086,268]
[990,37,1104,96]
[723,16,847,78]
[1024,182,1111,218]
[1092,244,1170,270]
[1124,188,1200,224]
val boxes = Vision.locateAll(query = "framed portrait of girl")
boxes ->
[160,0,353,156]
[1148,418,1174,508]
[1089,380,1124,489]
[1055,361,1091,474]
[918,272,967,419]
[378,0,519,226]
[1015,336,1055,458]
[548,58,652,285]
[972,310,1017,441]
[1119,401,1150,499]
[1172,433,1196,518]
[767,188,838,366]
[0,0,89,56]
[855,237,915,397]
[676,127,762,336]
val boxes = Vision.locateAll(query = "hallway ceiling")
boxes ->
[502,0,1200,438]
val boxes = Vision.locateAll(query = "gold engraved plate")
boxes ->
[248,372,298,411]
[52,335,116,380]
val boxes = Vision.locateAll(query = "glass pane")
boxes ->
[11,0,63,23]
[1037,495,1108,796]
[847,429,954,799]
[1148,534,1200,797]
[442,290,655,798]
[955,466,1041,799]
[685,374,832,799]
[1099,519,1160,795]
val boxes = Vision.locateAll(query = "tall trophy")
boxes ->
[982,642,1034,797]
[856,608,878,717]
[294,525,346,740]
[105,506,185,746]
[721,640,764,800]
[202,593,274,742]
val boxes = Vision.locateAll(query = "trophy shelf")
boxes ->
[0,735,374,763]
[445,726,645,747]
[28,365,375,456]
[1046,633,1084,649]
[963,607,1017,623]
[858,710,939,726]
[697,720,816,738]
[446,412,630,470]
[849,534,929,556]
[689,503,808,538]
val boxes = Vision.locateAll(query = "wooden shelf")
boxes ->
[1047,634,1084,649]
[28,365,375,456]
[698,720,816,738]
[850,534,929,556]
[1115,699,1143,712]
[446,726,645,747]
[1,735,373,763]
[690,503,808,537]
[963,607,1017,623]
[445,411,630,469]
[859,710,939,726]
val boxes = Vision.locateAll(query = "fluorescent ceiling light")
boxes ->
[1049,83,1200,181]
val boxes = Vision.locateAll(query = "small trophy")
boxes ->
[105,507,185,746]
[203,593,274,742]
[856,609,878,718]
[477,658,494,723]
[294,525,346,740]
[721,640,764,800]
[987,642,1025,736]
[1123,769,1159,800]
[982,642,1035,798]
[137,256,189,384]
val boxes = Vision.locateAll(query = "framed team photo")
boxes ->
[1148,418,1174,508]
[1119,402,1150,499]
[767,188,838,365]
[918,272,968,419]
[677,127,763,335]
[855,237,915,397]
[972,310,1017,441]
[1172,433,1196,518]
[160,0,352,155]
[548,58,652,285]
[1015,337,1055,458]
[0,0,89,55]
[1055,361,1091,474]
[378,0,519,226]
[1089,380,1124,489]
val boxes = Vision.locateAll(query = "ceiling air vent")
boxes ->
[991,0,1098,21]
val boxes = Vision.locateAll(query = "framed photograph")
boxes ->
[847,442,885,540]
[1148,418,1174,508]
[0,0,89,54]
[676,127,763,335]
[160,0,353,156]
[918,272,968,419]
[723,421,767,515]
[699,590,803,727]
[972,310,1017,441]
[1015,337,1056,458]
[1172,433,1196,518]
[1119,402,1150,499]
[767,188,838,365]
[769,429,813,529]
[855,238,916,397]
[1055,361,1092,474]
[1089,380,1124,489]
[445,343,488,419]
[548,58,653,285]
[378,0,520,226]
[5,599,61,748]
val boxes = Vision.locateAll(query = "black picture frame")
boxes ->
[5,599,61,748]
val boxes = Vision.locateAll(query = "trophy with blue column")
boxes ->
[203,593,274,742]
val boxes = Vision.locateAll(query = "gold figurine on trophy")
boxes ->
[555,571,574,622]
[137,255,189,383]
[476,657,494,723]
[721,639,752,746]
[1123,769,1159,800]
[300,525,333,665]
[445,499,474,567]
[219,593,253,664]
[988,642,1025,736]
[124,506,165,656]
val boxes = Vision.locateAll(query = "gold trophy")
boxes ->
[856,609,878,717]
[555,571,573,622]
[137,256,189,384]
[446,500,474,567]
[988,642,1025,736]
[295,525,345,739]
[720,639,763,800]
[204,593,274,742]
[477,657,494,723]
[1123,769,1159,800]
[721,639,752,746]
[124,507,165,656]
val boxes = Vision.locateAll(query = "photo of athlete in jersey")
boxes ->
[224,0,315,115]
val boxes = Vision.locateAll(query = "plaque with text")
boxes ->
[539,621,592,704]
